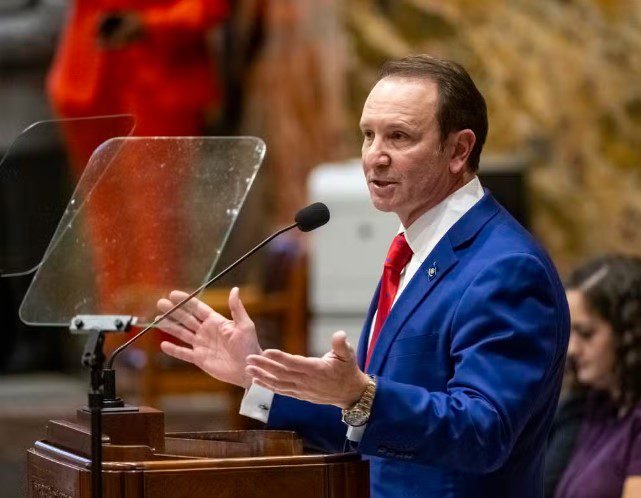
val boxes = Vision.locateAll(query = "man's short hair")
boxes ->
[378,55,488,172]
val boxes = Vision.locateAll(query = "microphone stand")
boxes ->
[82,331,105,498]
[72,315,136,498]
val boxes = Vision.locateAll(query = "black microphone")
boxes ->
[103,203,330,404]
[295,202,330,232]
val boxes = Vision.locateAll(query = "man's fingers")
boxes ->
[246,365,280,384]
[164,290,232,326]
[331,331,353,360]
[246,354,299,380]
[246,366,298,392]
[155,317,197,346]
[167,289,191,302]
[157,297,176,315]
[229,287,252,326]
[156,302,201,333]
[160,341,195,364]
[168,291,213,323]
[260,349,314,370]
[157,297,200,328]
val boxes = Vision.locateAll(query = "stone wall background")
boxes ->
[344,0,641,273]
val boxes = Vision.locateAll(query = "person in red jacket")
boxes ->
[47,1,229,350]
[48,0,229,137]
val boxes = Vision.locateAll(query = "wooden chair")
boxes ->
[138,241,308,429]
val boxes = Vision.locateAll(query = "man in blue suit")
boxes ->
[157,55,570,497]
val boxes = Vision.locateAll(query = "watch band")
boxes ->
[342,375,377,427]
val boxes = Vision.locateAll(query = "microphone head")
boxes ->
[295,202,330,232]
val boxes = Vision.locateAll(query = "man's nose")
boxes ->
[362,137,390,168]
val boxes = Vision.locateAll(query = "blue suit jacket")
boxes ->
[267,192,570,498]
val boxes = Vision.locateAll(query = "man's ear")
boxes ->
[448,129,476,175]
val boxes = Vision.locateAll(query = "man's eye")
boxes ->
[362,131,374,140]
[391,131,406,140]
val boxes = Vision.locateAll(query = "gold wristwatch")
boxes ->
[341,375,377,427]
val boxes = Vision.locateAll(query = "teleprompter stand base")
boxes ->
[26,406,369,498]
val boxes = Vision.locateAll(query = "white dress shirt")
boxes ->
[240,177,485,437]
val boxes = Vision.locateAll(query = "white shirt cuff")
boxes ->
[346,424,367,442]
[239,383,275,423]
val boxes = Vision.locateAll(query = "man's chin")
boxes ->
[368,191,394,211]
[370,199,394,214]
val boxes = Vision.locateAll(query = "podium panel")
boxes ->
[26,408,369,498]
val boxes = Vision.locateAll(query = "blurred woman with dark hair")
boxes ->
[554,254,641,498]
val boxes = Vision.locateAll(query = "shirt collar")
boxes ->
[399,176,484,264]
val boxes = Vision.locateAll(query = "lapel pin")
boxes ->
[427,263,437,280]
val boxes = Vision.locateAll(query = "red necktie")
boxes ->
[365,233,413,369]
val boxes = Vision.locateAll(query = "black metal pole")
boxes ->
[82,331,105,498]
[89,391,102,498]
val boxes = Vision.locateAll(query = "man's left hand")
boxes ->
[245,331,370,409]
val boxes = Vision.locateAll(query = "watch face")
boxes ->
[343,409,368,427]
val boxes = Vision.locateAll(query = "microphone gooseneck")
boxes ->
[106,202,330,370]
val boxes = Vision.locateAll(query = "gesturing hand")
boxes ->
[245,331,369,409]
[156,287,261,389]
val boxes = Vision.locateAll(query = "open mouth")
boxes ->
[371,180,396,188]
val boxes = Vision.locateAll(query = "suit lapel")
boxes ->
[366,240,458,374]
[357,280,380,369]
[365,191,502,375]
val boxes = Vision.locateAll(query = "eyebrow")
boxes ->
[359,119,416,130]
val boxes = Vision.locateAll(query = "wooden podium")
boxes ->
[26,406,369,498]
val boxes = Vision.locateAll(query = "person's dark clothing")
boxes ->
[544,388,587,498]
[555,392,641,498]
